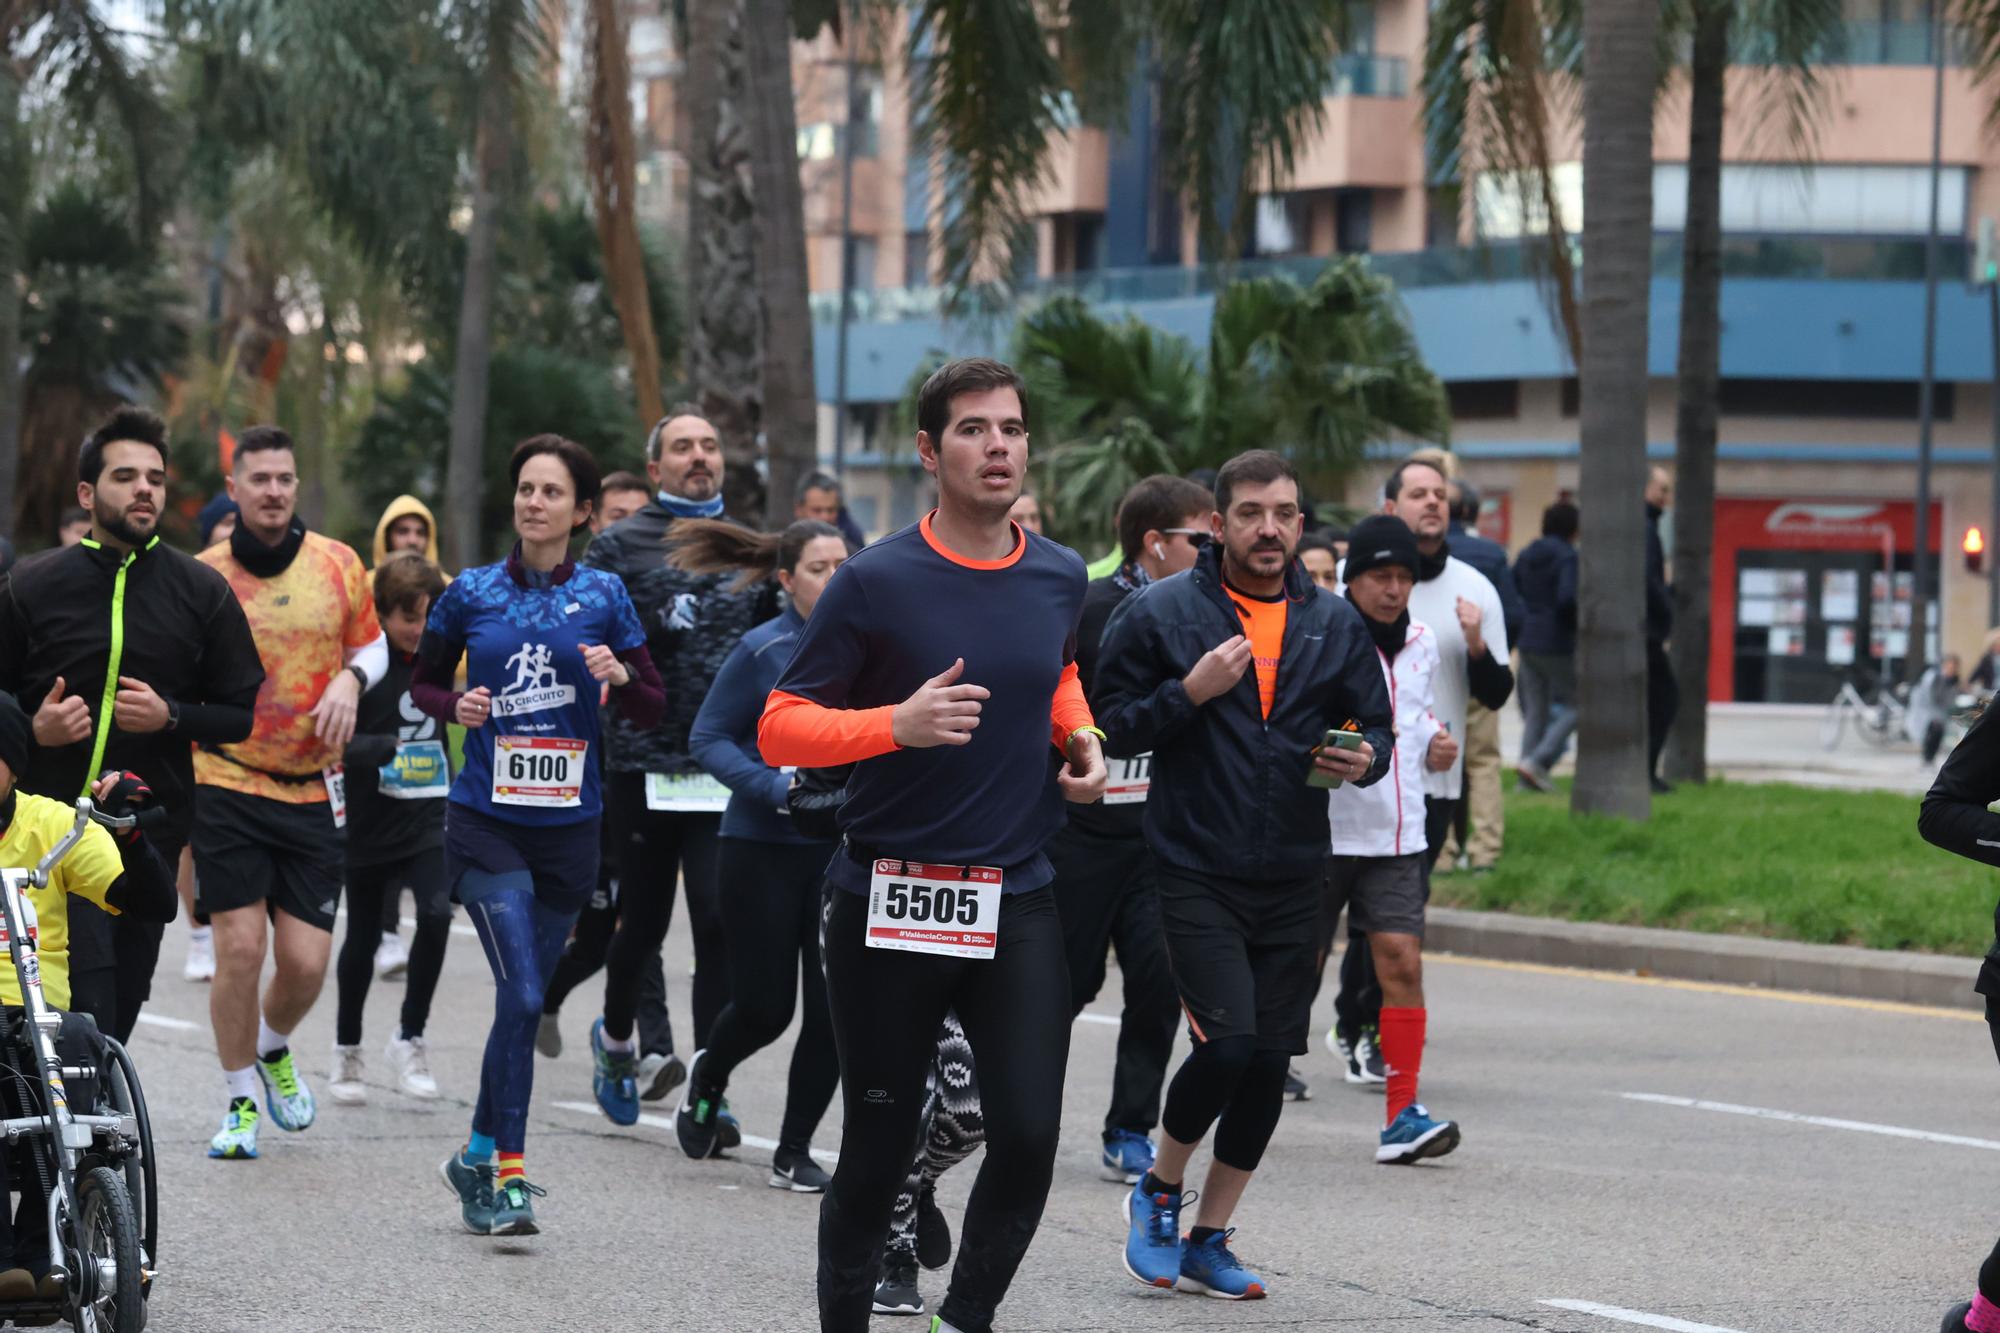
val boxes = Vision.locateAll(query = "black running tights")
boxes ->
[337,850,451,1046]
[700,837,839,1153]
[817,884,1070,1333]
[599,773,724,1047]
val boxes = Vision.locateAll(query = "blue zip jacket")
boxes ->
[690,606,818,844]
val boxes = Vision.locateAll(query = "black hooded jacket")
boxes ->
[1092,542,1394,880]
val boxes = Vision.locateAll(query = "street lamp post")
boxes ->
[830,6,859,486]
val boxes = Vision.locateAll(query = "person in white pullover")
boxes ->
[1324,514,1463,1166]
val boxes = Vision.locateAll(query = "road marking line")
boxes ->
[1432,952,1981,1022]
[1621,1092,2000,1151]
[1539,1299,1751,1332]
[549,1101,838,1163]
[1075,1013,1119,1027]
[134,1012,199,1032]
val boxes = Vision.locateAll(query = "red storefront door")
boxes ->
[1708,498,1941,703]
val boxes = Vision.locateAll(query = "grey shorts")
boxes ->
[1327,852,1429,939]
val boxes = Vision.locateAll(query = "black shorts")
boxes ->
[1328,852,1429,939]
[1157,862,1320,1055]
[443,802,601,915]
[190,786,345,931]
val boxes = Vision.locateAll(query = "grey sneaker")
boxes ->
[535,1013,562,1059]
[638,1050,687,1102]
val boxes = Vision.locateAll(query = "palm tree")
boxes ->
[680,0,818,526]
[1572,0,1658,819]
[1,0,170,535]
[583,0,666,435]
[1018,258,1451,547]
[1426,0,1841,786]
[18,182,189,540]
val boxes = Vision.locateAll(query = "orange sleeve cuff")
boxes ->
[759,689,900,767]
[1049,663,1096,751]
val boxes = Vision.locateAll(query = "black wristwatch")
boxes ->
[347,665,368,690]
[164,699,181,732]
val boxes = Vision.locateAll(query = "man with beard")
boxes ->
[563,406,778,1125]
[1097,449,1392,1299]
[0,407,265,1041]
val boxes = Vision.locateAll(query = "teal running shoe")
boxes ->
[490,1178,547,1236]
[439,1152,495,1235]
[207,1097,260,1160]
[256,1047,316,1131]
[1122,1177,1188,1289]
[1377,1103,1461,1165]
[590,1019,640,1126]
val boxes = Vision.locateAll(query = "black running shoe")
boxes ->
[916,1184,952,1271]
[1941,1302,1972,1333]
[1284,1065,1311,1101]
[674,1051,723,1161]
[872,1251,924,1316]
[769,1146,831,1193]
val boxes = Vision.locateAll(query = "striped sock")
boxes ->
[497,1153,526,1189]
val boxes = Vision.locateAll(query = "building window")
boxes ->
[1654,162,1968,236]
[848,237,878,291]
[1446,380,1521,421]
[903,230,931,287]
[1718,377,1954,420]
[1336,189,1373,253]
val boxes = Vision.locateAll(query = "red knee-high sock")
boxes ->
[1379,1006,1426,1125]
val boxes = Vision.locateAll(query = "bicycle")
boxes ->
[1819,675,1906,750]
[0,797,159,1333]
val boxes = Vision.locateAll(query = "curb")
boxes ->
[1425,906,1982,1011]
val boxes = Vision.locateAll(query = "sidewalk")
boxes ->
[1500,701,1939,796]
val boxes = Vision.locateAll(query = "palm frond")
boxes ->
[1732,0,1845,165]
[1149,0,1348,262]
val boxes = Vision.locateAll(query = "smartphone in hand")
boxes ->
[1307,728,1364,790]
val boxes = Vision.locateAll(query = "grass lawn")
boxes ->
[1430,777,1998,956]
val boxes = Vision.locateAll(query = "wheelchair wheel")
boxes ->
[99,1038,155,1292]
[72,1165,143,1333]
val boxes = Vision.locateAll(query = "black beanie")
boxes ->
[0,691,28,786]
[1342,514,1421,583]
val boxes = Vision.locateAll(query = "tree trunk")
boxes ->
[1664,1,1727,785]
[685,0,767,521]
[584,0,665,433]
[1571,0,1657,820]
[744,0,817,529]
[444,8,515,571]
[0,60,22,539]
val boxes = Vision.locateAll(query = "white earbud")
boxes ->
[1152,543,1165,561]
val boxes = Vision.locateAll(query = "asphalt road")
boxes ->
[122,911,1996,1332]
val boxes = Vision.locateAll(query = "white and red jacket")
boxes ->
[1328,617,1444,859]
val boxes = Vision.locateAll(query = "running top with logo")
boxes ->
[1224,585,1286,718]
[342,648,448,866]
[194,522,379,803]
[0,790,124,1009]
[411,547,660,827]
[581,501,778,778]
[759,514,1095,895]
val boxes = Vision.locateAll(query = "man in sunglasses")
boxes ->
[1046,475,1215,1189]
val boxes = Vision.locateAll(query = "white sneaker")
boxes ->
[329,1045,367,1105]
[374,932,409,980]
[385,1034,439,1100]
[183,927,215,982]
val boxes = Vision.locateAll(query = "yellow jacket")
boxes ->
[371,495,441,570]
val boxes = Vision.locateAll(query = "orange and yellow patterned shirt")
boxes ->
[194,530,380,803]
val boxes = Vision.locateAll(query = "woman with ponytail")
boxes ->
[674,520,851,1189]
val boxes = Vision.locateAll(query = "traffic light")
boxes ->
[1966,525,1986,574]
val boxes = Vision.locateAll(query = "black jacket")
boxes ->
[0,537,265,842]
[1919,702,2000,995]
[1446,523,1523,647]
[1094,544,1394,880]
[1513,535,1579,657]
[581,501,779,776]
[1646,504,1673,644]
[1068,571,1146,838]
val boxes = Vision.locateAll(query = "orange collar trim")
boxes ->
[919,511,1025,570]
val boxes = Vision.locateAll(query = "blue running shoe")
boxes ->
[1100,1129,1155,1185]
[207,1098,259,1160]
[490,1177,546,1236]
[255,1047,316,1131]
[1121,1178,1188,1289]
[590,1018,640,1126]
[1178,1229,1265,1300]
[1377,1103,1461,1164]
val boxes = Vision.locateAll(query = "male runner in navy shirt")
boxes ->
[760,357,1107,1333]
